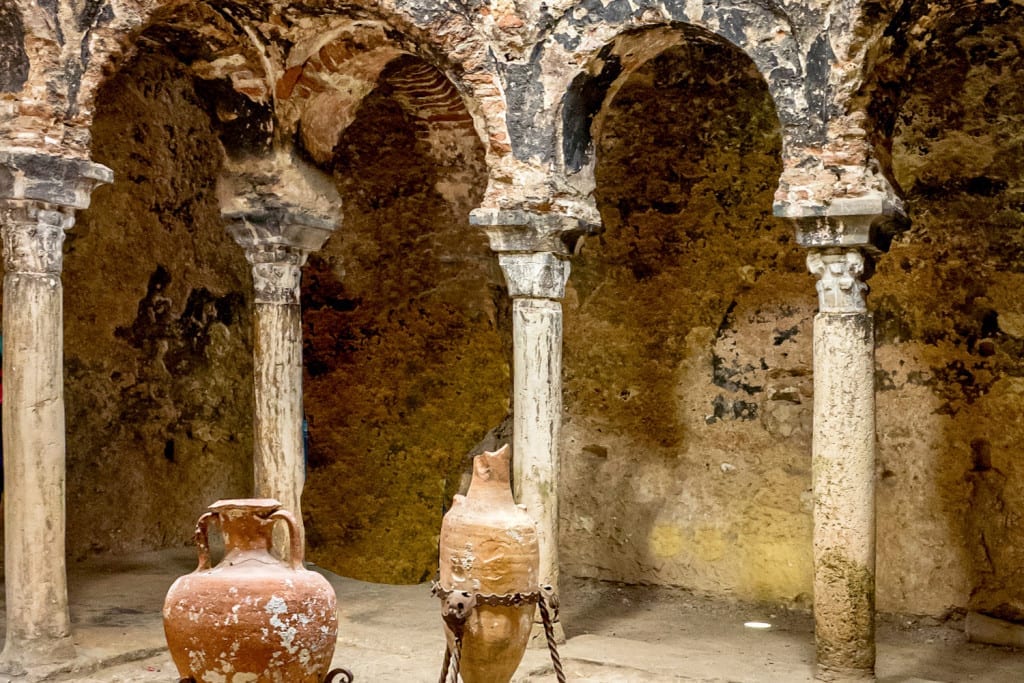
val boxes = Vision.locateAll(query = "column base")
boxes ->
[0,635,76,676]
[528,619,566,647]
[815,663,875,682]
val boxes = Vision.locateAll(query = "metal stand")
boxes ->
[433,583,566,683]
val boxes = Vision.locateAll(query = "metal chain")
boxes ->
[539,585,566,683]
[432,582,567,682]
[433,582,541,607]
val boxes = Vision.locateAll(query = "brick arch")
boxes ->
[526,4,805,175]
[549,21,786,213]
[70,0,510,171]
[69,0,275,159]
[280,16,505,172]
[283,30,479,170]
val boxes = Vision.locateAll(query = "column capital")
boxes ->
[224,204,339,305]
[470,207,599,255]
[0,148,112,209]
[497,251,570,300]
[223,204,338,256]
[774,192,907,252]
[807,248,868,314]
[1,202,74,275]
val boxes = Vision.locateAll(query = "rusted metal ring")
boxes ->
[324,667,355,683]
[432,582,542,608]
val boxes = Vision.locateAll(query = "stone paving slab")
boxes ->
[3,550,1022,682]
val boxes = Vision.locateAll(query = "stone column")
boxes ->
[0,150,112,674]
[226,207,336,554]
[498,251,569,595]
[779,195,903,682]
[472,207,593,641]
[807,246,876,681]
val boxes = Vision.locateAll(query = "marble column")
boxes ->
[0,150,112,673]
[226,207,336,555]
[807,246,876,681]
[497,251,570,597]
[472,207,592,642]
[779,194,903,682]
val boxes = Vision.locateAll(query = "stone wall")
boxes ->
[300,64,510,584]
[560,37,816,603]
[869,12,1024,618]
[64,50,255,558]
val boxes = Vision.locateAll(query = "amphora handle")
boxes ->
[194,512,217,571]
[270,509,305,569]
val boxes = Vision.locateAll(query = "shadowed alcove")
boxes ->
[559,26,817,603]
[66,44,255,560]
[298,54,511,584]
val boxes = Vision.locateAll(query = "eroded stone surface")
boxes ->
[64,50,255,559]
[4,0,1024,636]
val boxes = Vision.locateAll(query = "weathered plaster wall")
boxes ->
[300,64,511,584]
[560,38,818,603]
[867,11,1024,619]
[6,0,1024,621]
[64,50,255,559]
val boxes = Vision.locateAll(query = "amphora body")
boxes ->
[439,445,540,682]
[163,498,338,683]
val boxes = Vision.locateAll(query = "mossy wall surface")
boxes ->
[300,76,510,584]
[869,14,1024,617]
[66,51,255,558]
[560,39,817,604]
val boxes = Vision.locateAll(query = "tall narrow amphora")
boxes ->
[438,445,540,682]
[163,498,339,683]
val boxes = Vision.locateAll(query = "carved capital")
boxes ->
[248,247,304,305]
[225,205,339,305]
[470,208,599,256]
[807,249,868,314]
[1,200,74,275]
[0,148,112,209]
[498,252,570,300]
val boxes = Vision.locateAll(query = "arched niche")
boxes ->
[66,41,255,561]
[860,0,1024,618]
[298,53,510,584]
[559,26,817,604]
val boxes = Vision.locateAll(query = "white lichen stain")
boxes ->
[265,595,300,653]
[187,648,206,674]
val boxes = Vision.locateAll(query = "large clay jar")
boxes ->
[163,498,339,683]
[439,445,540,682]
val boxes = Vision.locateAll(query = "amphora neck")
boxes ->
[467,444,516,506]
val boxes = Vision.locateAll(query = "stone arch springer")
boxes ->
[58,0,513,188]
[531,4,804,198]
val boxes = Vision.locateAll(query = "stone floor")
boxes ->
[0,548,1020,682]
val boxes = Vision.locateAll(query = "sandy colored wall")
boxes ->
[300,77,511,584]
[64,51,255,558]
[560,39,817,605]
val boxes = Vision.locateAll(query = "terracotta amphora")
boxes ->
[163,498,339,683]
[439,445,540,682]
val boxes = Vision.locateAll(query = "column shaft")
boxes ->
[511,297,563,592]
[253,298,305,545]
[0,204,75,672]
[808,249,876,681]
